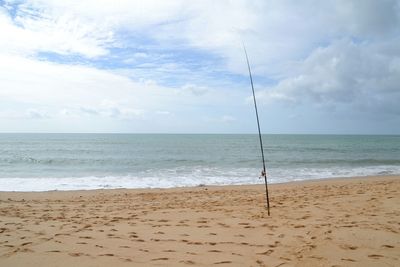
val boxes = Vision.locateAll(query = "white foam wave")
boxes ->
[1,165,399,191]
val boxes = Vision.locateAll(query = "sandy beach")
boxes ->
[0,175,399,266]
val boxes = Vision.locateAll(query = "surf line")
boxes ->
[243,43,271,216]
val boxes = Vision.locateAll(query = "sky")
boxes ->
[0,0,399,134]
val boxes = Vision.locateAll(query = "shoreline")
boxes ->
[0,174,398,195]
[1,175,399,266]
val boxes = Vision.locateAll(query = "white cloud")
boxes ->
[221,115,236,123]
[0,2,113,58]
[1,0,399,132]
[0,53,160,121]
[0,108,50,119]
[155,110,171,116]
[0,53,139,106]
[258,39,400,115]
[203,115,237,124]
[26,108,50,119]
[180,83,208,96]
[0,53,245,131]
[3,1,399,76]
[335,0,400,38]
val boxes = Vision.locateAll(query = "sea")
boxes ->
[0,134,399,191]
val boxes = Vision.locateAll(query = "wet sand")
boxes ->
[0,175,399,266]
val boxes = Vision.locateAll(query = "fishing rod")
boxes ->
[243,44,270,216]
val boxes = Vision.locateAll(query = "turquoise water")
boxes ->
[0,134,399,191]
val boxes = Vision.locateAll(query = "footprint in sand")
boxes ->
[151,257,169,261]
[17,247,34,253]
[180,260,195,264]
[269,241,280,248]
[69,252,84,257]
[214,261,232,264]
[257,249,274,255]
[340,244,358,250]
[188,241,203,245]
[79,236,93,239]
[256,259,268,266]
[309,255,323,260]
[368,254,384,259]
[341,258,356,262]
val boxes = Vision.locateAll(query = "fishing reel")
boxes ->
[259,169,267,179]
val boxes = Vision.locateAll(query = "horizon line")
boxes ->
[0,132,399,136]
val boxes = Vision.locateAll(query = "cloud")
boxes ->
[0,52,246,132]
[76,104,145,120]
[180,83,208,96]
[221,115,236,123]
[335,0,400,38]
[1,0,399,133]
[0,108,50,120]
[203,115,237,124]
[3,1,399,78]
[258,39,400,116]
[26,108,50,119]
[155,110,171,116]
[0,2,113,58]
[0,53,157,122]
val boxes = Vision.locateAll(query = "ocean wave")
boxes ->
[0,157,141,166]
[1,165,399,192]
[289,159,400,165]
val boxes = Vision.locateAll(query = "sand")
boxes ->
[0,175,399,266]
